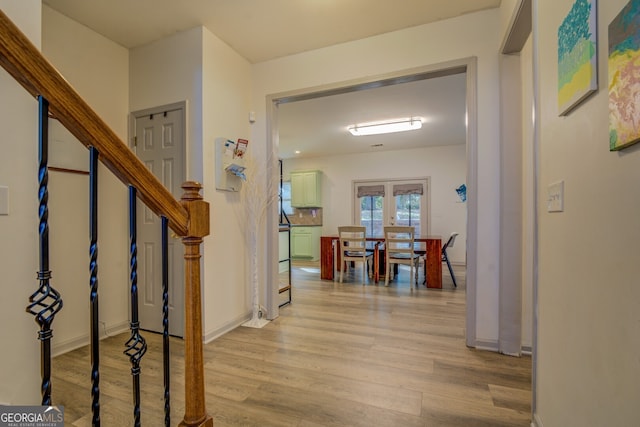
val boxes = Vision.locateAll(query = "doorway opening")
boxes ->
[265,58,479,347]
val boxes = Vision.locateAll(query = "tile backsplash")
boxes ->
[288,207,323,226]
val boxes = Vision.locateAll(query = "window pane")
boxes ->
[360,196,383,237]
[281,181,293,215]
[395,194,421,235]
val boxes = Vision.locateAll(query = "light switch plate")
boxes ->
[0,186,8,215]
[547,181,564,212]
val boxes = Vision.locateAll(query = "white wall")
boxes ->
[130,26,254,340]
[201,27,253,338]
[252,9,502,343]
[283,144,467,264]
[42,5,130,354]
[130,27,204,182]
[536,0,640,425]
[0,0,42,404]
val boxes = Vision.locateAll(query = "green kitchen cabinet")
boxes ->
[290,170,322,207]
[290,226,321,260]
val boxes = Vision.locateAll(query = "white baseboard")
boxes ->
[531,413,543,427]
[474,339,499,352]
[203,312,251,344]
[472,339,533,357]
[52,313,258,354]
[52,321,130,357]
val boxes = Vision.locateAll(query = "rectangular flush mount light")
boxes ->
[348,118,422,136]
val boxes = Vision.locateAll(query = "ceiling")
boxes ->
[42,0,501,63]
[277,72,467,159]
[42,0,497,158]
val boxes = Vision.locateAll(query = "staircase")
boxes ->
[0,9,213,427]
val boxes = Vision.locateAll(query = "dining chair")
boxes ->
[383,226,421,287]
[442,232,459,287]
[337,226,373,284]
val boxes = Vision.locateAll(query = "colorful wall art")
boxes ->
[609,0,640,151]
[558,0,598,116]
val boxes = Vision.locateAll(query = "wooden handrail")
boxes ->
[0,9,188,236]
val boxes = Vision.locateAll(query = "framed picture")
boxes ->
[608,0,640,151]
[558,0,598,116]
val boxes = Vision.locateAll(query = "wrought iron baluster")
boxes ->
[162,216,171,427]
[26,96,63,406]
[89,147,100,426]
[124,186,147,427]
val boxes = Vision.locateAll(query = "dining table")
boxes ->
[320,235,443,288]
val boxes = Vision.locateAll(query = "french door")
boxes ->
[354,178,429,237]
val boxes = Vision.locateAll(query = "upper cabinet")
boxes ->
[291,170,322,207]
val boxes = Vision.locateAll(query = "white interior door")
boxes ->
[132,105,185,337]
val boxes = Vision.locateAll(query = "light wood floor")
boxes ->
[52,263,532,426]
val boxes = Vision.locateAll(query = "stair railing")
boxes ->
[0,10,213,427]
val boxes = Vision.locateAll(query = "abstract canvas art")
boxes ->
[558,0,598,116]
[609,0,640,151]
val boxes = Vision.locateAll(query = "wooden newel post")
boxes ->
[179,181,214,427]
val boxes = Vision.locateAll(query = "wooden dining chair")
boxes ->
[383,226,421,287]
[337,226,373,284]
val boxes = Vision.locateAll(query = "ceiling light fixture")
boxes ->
[348,118,423,136]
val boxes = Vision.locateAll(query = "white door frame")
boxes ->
[501,0,535,415]
[265,58,479,347]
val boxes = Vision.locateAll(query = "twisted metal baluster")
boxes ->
[89,147,100,426]
[161,216,171,426]
[26,96,63,406]
[124,186,147,427]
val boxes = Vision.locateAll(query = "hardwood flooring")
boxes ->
[52,263,532,426]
